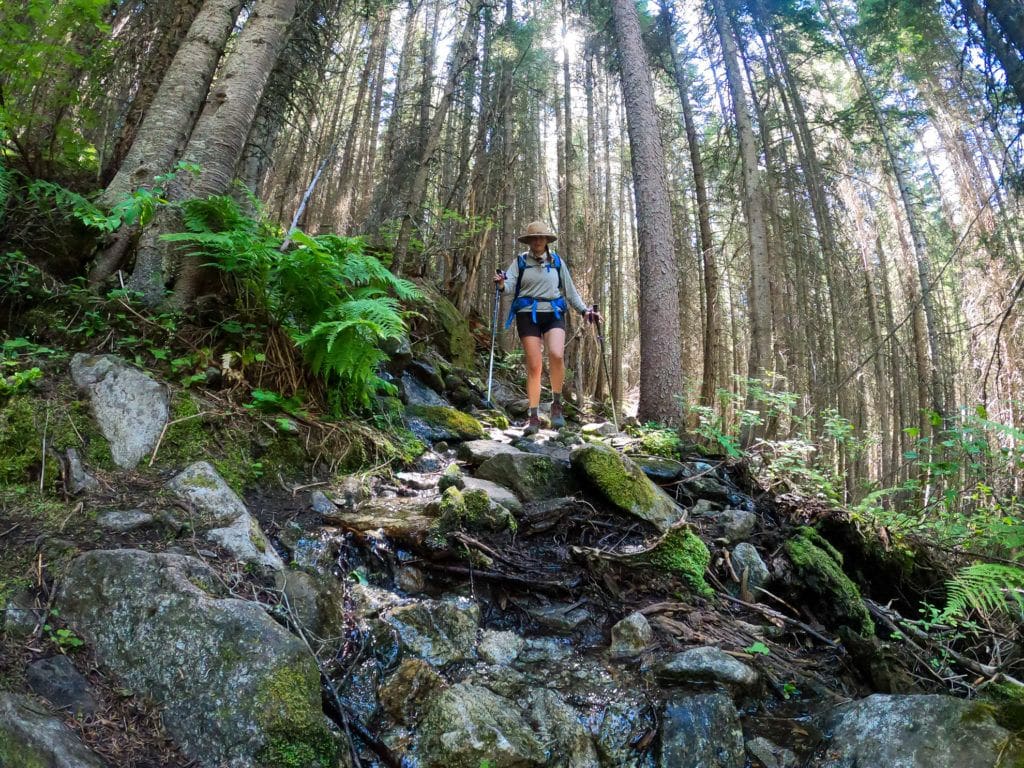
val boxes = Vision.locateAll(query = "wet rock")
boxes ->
[731,543,770,598]
[746,736,798,768]
[656,646,759,690]
[26,655,97,716]
[476,451,574,502]
[96,508,155,532]
[462,475,522,514]
[479,629,525,665]
[516,433,572,463]
[395,471,439,490]
[404,405,485,443]
[416,682,544,768]
[813,694,1024,767]
[525,601,592,633]
[332,474,370,509]
[580,422,618,436]
[396,565,426,594]
[275,569,345,638]
[325,496,438,544]
[70,353,169,469]
[408,360,446,393]
[570,443,683,531]
[507,398,530,417]
[402,370,450,407]
[596,699,653,767]
[718,509,757,543]
[383,597,479,666]
[518,637,572,664]
[457,439,522,465]
[609,612,653,657]
[56,550,336,768]
[309,490,336,515]
[3,591,41,638]
[635,455,684,483]
[659,692,745,768]
[527,688,600,768]
[379,658,448,724]
[0,692,108,767]
[437,462,465,491]
[206,512,284,571]
[65,447,99,494]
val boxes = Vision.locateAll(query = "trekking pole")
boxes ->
[592,304,619,432]
[485,271,502,408]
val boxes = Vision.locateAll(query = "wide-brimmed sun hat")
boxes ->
[517,220,558,244]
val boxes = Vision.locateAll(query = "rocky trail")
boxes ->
[2,350,1022,767]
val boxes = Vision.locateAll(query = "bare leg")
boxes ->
[544,328,566,394]
[522,335,543,407]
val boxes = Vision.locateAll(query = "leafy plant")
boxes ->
[744,641,771,656]
[940,563,1024,624]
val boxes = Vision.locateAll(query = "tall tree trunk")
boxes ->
[962,0,1024,105]
[392,0,483,274]
[710,0,772,389]
[609,0,683,423]
[129,0,298,307]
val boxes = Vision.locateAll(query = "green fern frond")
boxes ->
[941,563,1024,622]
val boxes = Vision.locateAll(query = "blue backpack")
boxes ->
[505,251,567,328]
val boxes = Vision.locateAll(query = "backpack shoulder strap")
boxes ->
[514,253,527,299]
[551,252,563,292]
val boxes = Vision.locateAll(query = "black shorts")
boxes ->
[516,311,566,338]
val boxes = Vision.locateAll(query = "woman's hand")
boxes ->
[494,269,506,289]
[585,306,603,324]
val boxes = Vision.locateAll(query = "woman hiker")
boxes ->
[495,220,601,435]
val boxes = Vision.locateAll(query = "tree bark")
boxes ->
[609,0,683,423]
[963,0,1024,105]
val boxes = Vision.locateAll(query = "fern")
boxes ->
[940,563,1024,623]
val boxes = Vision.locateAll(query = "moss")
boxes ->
[0,396,45,485]
[463,488,490,522]
[406,405,485,440]
[796,526,844,566]
[785,534,874,636]
[438,462,464,492]
[157,393,209,470]
[574,444,656,514]
[254,663,338,768]
[637,526,712,595]
[638,426,683,459]
[428,290,476,368]
[478,409,510,430]
[0,731,48,768]
[983,682,1024,732]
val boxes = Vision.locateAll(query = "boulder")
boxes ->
[659,692,745,768]
[656,646,759,690]
[525,601,592,633]
[580,422,618,437]
[812,694,1024,767]
[437,462,465,491]
[479,630,525,666]
[462,476,522,514]
[65,447,99,493]
[70,353,169,469]
[401,370,451,407]
[325,496,439,544]
[26,655,97,716]
[0,692,108,767]
[2,591,41,639]
[404,405,486,443]
[635,455,684,483]
[476,451,574,503]
[717,509,757,543]
[382,597,480,666]
[309,490,336,515]
[424,289,476,369]
[526,688,600,768]
[570,444,683,531]
[56,550,336,768]
[731,543,770,599]
[379,658,448,724]
[609,612,653,658]
[275,569,346,639]
[96,509,155,532]
[746,736,798,768]
[168,462,283,570]
[456,439,522,465]
[416,682,544,768]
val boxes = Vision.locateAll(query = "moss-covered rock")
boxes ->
[421,288,476,369]
[476,451,573,503]
[0,692,107,767]
[405,405,485,443]
[570,443,683,531]
[438,462,465,492]
[635,525,712,595]
[785,528,874,637]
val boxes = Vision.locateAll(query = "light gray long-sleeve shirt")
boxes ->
[501,250,589,316]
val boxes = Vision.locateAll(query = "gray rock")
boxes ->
[26,655,97,716]
[517,637,571,664]
[383,597,480,666]
[3,592,41,639]
[0,692,108,767]
[595,698,653,767]
[657,646,759,690]
[476,451,573,502]
[746,736,798,768]
[56,550,336,768]
[456,439,523,465]
[691,499,723,516]
[580,422,618,436]
[570,443,684,531]
[309,490,336,515]
[396,566,426,594]
[325,496,439,544]
[275,569,345,639]
[65,447,99,494]
[395,471,439,491]
[635,455,684,483]
[379,658,447,724]
[527,688,600,768]
[332,474,370,509]
[718,509,757,543]
[478,630,525,665]
[609,612,653,657]
[812,694,1024,768]
[659,692,745,768]
[96,509,155,532]
[402,370,451,407]
[731,543,770,598]
[525,602,591,633]
[70,353,169,469]
[416,682,544,768]
[462,475,522,514]
[437,462,465,491]
[516,433,572,463]
[168,462,283,570]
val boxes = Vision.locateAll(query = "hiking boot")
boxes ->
[523,414,542,435]
[550,401,565,429]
